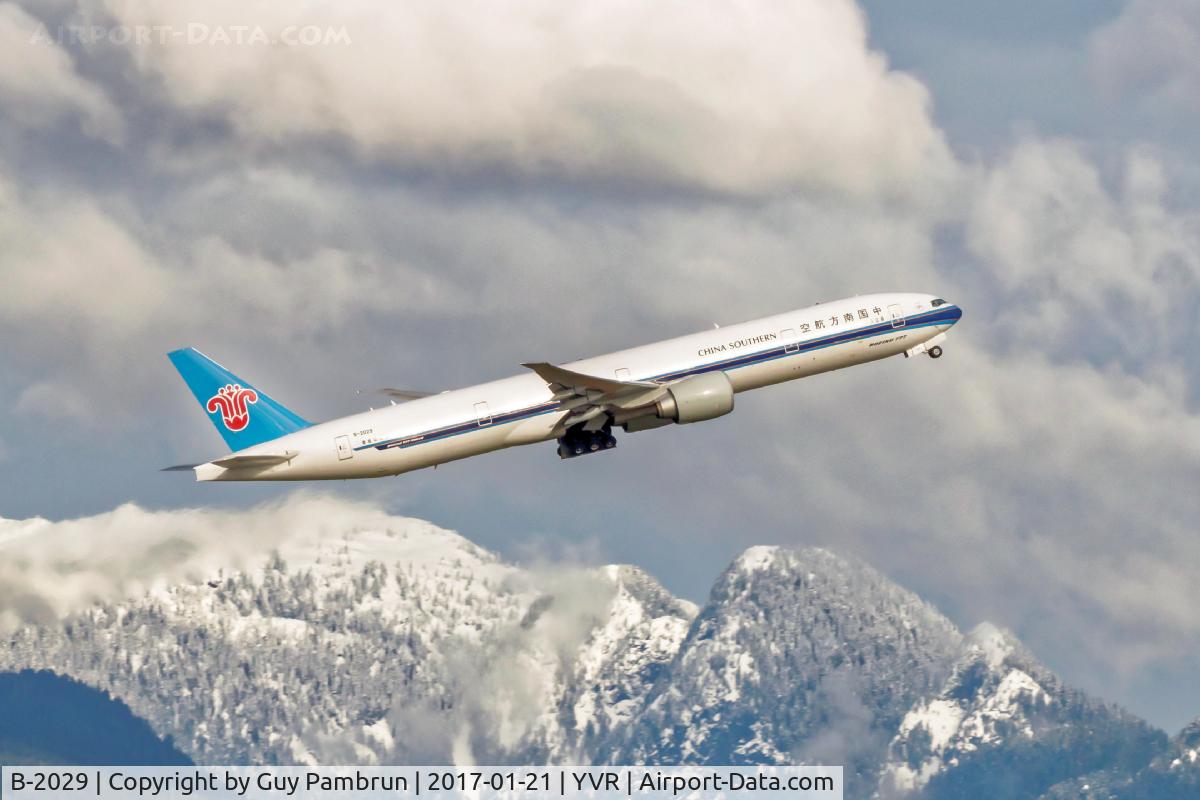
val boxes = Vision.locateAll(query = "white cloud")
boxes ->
[0,2,122,139]
[14,380,94,422]
[95,0,954,199]
[181,236,452,336]
[0,148,941,424]
[0,0,958,426]
[0,493,399,631]
[0,173,172,345]
[0,175,445,348]
[965,138,1200,364]
[1091,0,1200,121]
[0,164,463,421]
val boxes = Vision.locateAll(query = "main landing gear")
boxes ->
[557,422,617,459]
[928,345,943,359]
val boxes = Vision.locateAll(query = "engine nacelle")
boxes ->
[656,372,734,424]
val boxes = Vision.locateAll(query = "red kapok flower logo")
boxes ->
[206,383,259,432]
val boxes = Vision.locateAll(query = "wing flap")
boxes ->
[522,362,659,393]
[523,362,669,434]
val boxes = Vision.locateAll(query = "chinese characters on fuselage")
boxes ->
[698,307,884,357]
[798,306,880,334]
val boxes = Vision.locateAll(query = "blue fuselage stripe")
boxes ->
[359,306,960,452]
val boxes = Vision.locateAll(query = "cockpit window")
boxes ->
[931,298,947,307]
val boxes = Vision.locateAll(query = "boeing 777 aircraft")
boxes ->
[167,292,961,481]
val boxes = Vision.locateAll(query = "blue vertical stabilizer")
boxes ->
[167,348,311,451]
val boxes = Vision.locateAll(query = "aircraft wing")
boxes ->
[522,362,667,432]
[522,362,659,394]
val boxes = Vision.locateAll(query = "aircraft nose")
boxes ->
[947,304,963,324]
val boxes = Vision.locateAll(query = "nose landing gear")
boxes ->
[928,345,943,359]
[557,422,617,459]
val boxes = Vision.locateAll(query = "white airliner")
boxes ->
[167,292,961,481]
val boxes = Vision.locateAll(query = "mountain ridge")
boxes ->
[0,514,1188,798]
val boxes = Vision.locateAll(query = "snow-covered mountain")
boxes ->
[4,521,518,763]
[0,513,1191,799]
[1041,716,1200,800]
[1162,719,1200,781]
[878,624,1163,799]
[1132,718,1200,798]
[612,546,962,796]
[0,518,693,766]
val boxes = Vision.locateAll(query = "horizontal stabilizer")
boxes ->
[161,464,200,472]
[210,451,298,469]
[376,388,436,402]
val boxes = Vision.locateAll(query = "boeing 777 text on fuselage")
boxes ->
[167,293,962,481]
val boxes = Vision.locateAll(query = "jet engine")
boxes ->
[654,372,734,424]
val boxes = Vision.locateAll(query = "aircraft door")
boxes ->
[889,304,905,329]
[781,328,799,354]
[475,401,493,426]
[335,435,353,460]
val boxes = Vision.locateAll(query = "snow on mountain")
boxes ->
[1054,716,1200,800]
[0,508,1188,800]
[1168,718,1200,771]
[0,515,694,766]
[1143,718,1200,797]
[2,518,535,763]
[878,624,1164,800]
[879,623,1036,794]
[565,566,697,759]
[421,560,696,765]
[613,546,963,796]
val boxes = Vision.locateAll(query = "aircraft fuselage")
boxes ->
[175,292,962,481]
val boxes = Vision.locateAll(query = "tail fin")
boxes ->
[167,348,311,451]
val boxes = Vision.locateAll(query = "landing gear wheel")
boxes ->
[928,345,943,359]
[557,421,618,459]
